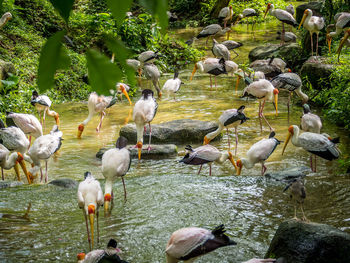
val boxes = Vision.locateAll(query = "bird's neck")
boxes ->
[104,180,113,195]
[216,152,230,164]
[206,123,224,141]
[3,152,18,169]
[82,110,94,126]
[291,127,301,147]
[294,87,308,103]
[197,62,204,72]
[136,123,144,143]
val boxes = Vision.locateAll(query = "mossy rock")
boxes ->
[300,57,334,90]
[266,219,350,263]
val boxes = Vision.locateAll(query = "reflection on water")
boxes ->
[1,20,350,263]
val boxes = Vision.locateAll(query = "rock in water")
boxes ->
[119,119,222,144]
[0,181,24,189]
[97,144,178,160]
[49,178,78,188]
[265,166,312,182]
[265,219,350,263]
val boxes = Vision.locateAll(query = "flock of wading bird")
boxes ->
[0,3,348,263]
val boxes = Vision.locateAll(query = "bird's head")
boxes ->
[282,125,295,155]
[273,88,279,116]
[77,253,85,263]
[299,9,311,29]
[118,84,132,106]
[104,193,112,215]
[77,124,84,139]
[142,89,154,99]
[3,12,12,22]
[211,225,237,246]
[203,135,211,145]
[137,141,143,160]
[337,29,350,61]
[264,3,272,19]
[236,159,243,175]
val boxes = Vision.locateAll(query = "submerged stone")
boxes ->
[0,181,24,189]
[265,166,312,181]
[119,119,221,144]
[96,144,178,160]
[265,219,350,263]
[49,178,79,188]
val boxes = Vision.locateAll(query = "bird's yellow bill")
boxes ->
[228,155,238,171]
[337,31,350,58]
[121,88,132,106]
[89,213,94,249]
[235,75,241,95]
[236,165,242,175]
[326,34,332,53]
[14,162,21,181]
[298,14,307,30]
[203,136,210,145]
[274,93,278,116]
[104,201,110,214]
[190,65,197,81]
[18,159,31,184]
[282,132,292,155]
[55,114,60,126]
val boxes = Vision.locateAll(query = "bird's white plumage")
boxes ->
[190,144,222,162]
[245,138,278,165]
[301,113,322,134]
[270,6,296,24]
[212,40,230,60]
[0,144,19,170]
[162,77,182,94]
[243,8,257,17]
[336,13,350,29]
[200,24,222,35]
[0,126,29,153]
[7,113,43,138]
[243,79,275,101]
[77,173,104,214]
[301,9,325,33]
[126,59,141,71]
[138,51,157,63]
[285,4,294,16]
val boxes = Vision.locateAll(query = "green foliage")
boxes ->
[48,0,75,24]
[0,73,19,94]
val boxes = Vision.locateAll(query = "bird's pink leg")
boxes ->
[45,160,48,183]
[310,155,313,172]
[197,165,203,175]
[28,136,32,150]
[316,33,319,57]
[209,163,212,176]
[235,127,238,156]
[310,32,314,57]
[122,177,127,202]
[261,100,274,131]
[314,155,317,172]
[226,127,231,152]
[147,123,152,152]
[96,111,106,132]
[144,125,146,133]
[261,163,267,176]
[83,211,92,251]
[1,168,4,180]
[258,101,263,132]
[224,20,227,28]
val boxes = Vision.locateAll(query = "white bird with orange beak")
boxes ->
[0,144,29,182]
[218,5,233,28]
[102,136,131,216]
[132,89,158,160]
[165,224,236,263]
[77,171,104,251]
[298,9,325,57]
[336,28,350,61]
[282,125,340,172]
[31,90,60,128]
[236,131,281,176]
[77,91,130,138]
[326,12,350,53]
[116,83,132,106]
[242,79,279,132]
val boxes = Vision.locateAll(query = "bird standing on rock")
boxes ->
[77,172,104,251]
[283,178,307,221]
[203,105,249,155]
[180,144,237,176]
[77,92,118,138]
[165,225,236,263]
[236,131,281,176]
[102,136,131,215]
[132,89,158,160]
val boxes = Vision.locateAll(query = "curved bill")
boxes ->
[18,157,31,184]
[236,165,242,175]
[228,155,238,171]
[89,213,94,249]
[326,34,332,53]
[203,136,210,145]
[282,132,292,155]
[190,65,197,81]
[14,162,21,181]
[104,201,110,215]
[274,93,278,116]
[298,14,307,30]
[121,87,132,106]
[336,31,350,61]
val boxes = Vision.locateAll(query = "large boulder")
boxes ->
[265,219,350,263]
[265,166,312,182]
[296,2,323,23]
[49,178,79,188]
[96,144,178,160]
[300,57,334,90]
[119,119,221,144]
[0,59,15,80]
[248,44,305,69]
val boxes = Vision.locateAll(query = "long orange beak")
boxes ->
[14,162,21,181]
[104,193,111,215]
[274,92,278,116]
[77,124,84,139]
[282,132,292,155]
[190,64,197,81]
[203,136,210,145]
[17,153,31,184]
[137,141,143,160]
[120,85,132,106]
[54,113,60,126]
[236,164,242,175]
[326,34,332,53]
[298,13,307,30]
[88,204,95,250]
[337,31,350,60]
[228,153,238,171]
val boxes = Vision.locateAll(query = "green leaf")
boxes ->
[106,0,133,26]
[139,0,168,32]
[37,30,71,92]
[86,49,122,95]
[48,0,74,24]
[104,35,136,86]
[0,0,3,11]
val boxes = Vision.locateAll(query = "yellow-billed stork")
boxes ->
[0,12,12,29]
[197,24,231,44]
[116,83,132,106]
[212,39,230,61]
[27,125,62,183]
[0,144,28,182]
[301,104,322,134]
[336,28,350,61]
[31,91,60,128]
[282,125,341,172]
[236,131,281,176]
[79,238,124,262]
[190,58,227,88]
[132,89,158,160]
[298,9,325,57]
[77,92,117,138]
[102,136,131,215]
[218,6,233,28]
[326,12,350,51]
[77,171,104,251]
[165,225,236,263]
[180,144,237,176]
[143,63,162,99]
[242,79,279,132]
[203,105,249,155]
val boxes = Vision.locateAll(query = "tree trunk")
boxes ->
[210,0,230,19]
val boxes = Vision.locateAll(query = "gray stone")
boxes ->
[265,219,350,263]
[49,178,78,188]
[119,119,221,144]
[300,57,334,90]
[265,166,312,182]
[0,59,15,80]
[296,2,323,24]
[248,44,305,69]
[96,144,178,160]
[0,181,24,189]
